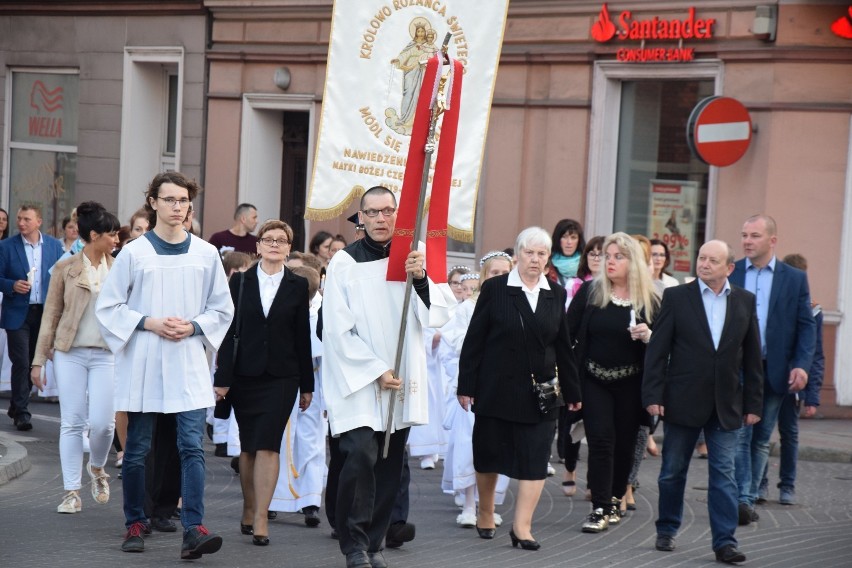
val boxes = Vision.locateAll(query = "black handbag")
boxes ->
[214,271,245,420]
[519,313,564,414]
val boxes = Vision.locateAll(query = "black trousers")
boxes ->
[326,434,410,529]
[582,376,643,509]
[144,413,182,520]
[336,427,409,555]
[558,407,583,472]
[6,304,43,422]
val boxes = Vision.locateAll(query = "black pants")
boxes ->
[326,434,410,529]
[144,413,182,520]
[336,427,409,555]
[558,407,583,472]
[582,376,643,509]
[6,304,43,422]
[325,430,341,528]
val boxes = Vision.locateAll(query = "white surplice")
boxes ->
[407,327,449,458]
[96,235,234,413]
[322,250,455,436]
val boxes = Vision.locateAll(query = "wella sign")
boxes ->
[591,3,716,62]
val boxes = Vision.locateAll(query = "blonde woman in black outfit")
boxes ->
[214,220,314,546]
[567,232,660,533]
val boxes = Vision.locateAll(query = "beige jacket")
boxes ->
[32,252,114,367]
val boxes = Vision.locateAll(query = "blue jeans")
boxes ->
[760,393,799,490]
[123,409,207,533]
[656,416,739,552]
[735,389,785,505]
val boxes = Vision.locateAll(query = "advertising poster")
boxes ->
[648,179,699,279]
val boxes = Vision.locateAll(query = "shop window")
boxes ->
[5,69,79,237]
[613,79,713,280]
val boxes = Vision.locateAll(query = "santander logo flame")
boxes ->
[29,80,64,114]
[591,4,618,42]
[831,5,852,39]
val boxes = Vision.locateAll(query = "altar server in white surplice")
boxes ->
[407,325,449,469]
[96,172,233,559]
[322,186,455,568]
[271,266,328,527]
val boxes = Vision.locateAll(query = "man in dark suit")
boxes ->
[0,204,64,431]
[644,240,763,564]
[731,215,815,523]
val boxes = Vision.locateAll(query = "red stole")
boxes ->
[386,55,463,283]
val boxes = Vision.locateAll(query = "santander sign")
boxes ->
[591,4,715,62]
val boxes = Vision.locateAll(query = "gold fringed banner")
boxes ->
[305,0,509,242]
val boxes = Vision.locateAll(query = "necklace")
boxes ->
[610,293,631,307]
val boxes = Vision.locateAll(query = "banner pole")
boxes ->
[382,34,452,459]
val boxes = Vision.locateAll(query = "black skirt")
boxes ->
[229,373,299,453]
[472,414,556,480]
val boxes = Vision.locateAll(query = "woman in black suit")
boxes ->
[457,226,581,551]
[214,220,314,546]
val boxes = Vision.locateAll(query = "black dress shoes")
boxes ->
[15,417,32,431]
[715,545,747,564]
[252,535,270,546]
[737,503,758,526]
[385,521,415,548]
[509,530,540,550]
[475,525,496,539]
[655,535,676,551]
[240,523,253,535]
[303,505,321,527]
[151,516,177,532]
[345,551,371,568]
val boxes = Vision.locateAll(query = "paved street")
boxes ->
[2,399,852,567]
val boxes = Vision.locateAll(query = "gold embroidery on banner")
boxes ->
[394,228,415,237]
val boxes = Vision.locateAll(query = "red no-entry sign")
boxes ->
[687,96,753,167]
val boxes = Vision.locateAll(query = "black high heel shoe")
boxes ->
[240,523,254,535]
[476,525,496,539]
[509,530,540,551]
[252,535,270,546]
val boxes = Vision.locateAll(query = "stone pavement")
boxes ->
[1,399,852,568]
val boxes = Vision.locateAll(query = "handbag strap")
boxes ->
[518,311,558,386]
[231,271,245,365]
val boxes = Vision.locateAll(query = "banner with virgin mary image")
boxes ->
[305,0,509,242]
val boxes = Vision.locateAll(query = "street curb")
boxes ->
[0,435,31,485]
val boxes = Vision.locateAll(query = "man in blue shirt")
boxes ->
[730,215,816,524]
[0,204,64,430]
[644,240,763,564]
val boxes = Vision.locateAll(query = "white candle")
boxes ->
[27,266,36,285]
[629,308,637,328]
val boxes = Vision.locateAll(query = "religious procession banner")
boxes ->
[305,0,510,242]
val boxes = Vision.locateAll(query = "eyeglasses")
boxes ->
[157,197,192,208]
[587,252,602,260]
[605,253,628,262]
[449,281,462,288]
[361,207,397,218]
[259,237,290,247]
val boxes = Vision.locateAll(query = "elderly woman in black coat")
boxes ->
[457,226,581,551]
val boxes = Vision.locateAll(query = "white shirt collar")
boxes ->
[257,261,285,284]
[507,266,548,293]
[698,277,731,297]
